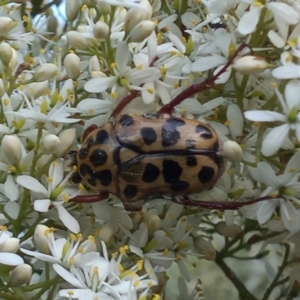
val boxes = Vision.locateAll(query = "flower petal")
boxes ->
[244,110,285,122]
[16,175,48,195]
[261,124,289,156]
[238,6,262,35]
[0,253,24,266]
[54,204,80,234]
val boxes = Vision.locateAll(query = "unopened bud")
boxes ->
[89,55,101,72]
[56,128,76,156]
[127,20,156,43]
[10,264,32,285]
[0,17,14,36]
[64,53,81,80]
[146,215,161,234]
[215,222,243,238]
[97,2,111,15]
[0,237,20,253]
[33,63,58,82]
[233,56,270,75]
[34,224,51,254]
[47,15,58,35]
[43,134,60,154]
[0,43,12,66]
[0,78,4,97]
[66,0,81,22]
[223,140,243,162]
[98,223,113,243]
[2,135,23,165]
[66,31,88,50]
[125,0,152,33]
[93,21,109,39]
[24,81,49,99]
[91,70,106,78]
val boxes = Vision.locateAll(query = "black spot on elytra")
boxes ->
[71,172,82,184]
[170,181,189,192]
[162,159,182,184]
[185,139,196,149]
[79,163,92,176]
[142,163,160,182]
[90,149,107,167]
[78,148,89,160]
[96,169,112,186]
[120,115,134,126]
[140,127,157,145]
[195,125,213,139]
[95,130,109,144]
[124,184,138,198]
[186,156,197,166]
[198,166,215,184]
[162,118,185,147]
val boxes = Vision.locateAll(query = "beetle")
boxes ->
[72,114,227,211]
[70,43,272,211]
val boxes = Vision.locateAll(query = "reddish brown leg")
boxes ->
[170,195,275,210]
[70,192,109,203]
[158,43,253,115]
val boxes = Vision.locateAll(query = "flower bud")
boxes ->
[24,80,49,99]
[43,134,60,154]
[98,223,113,243]
[34,224,51,254]
[56,128,76,156]
[146,215,161,234]
[93,21,109,39]
[0,237,20,253]
[0,78,4,97]
[91,71,106,78]
[66,0,81,22]
[0,17,14,36]
[233,56,270,75]
[125,0,152,33]
[66,31,88,50]
[215,222,242,238]
[223,140,243,162]
[64,53,81,80]
[89,55,100,72]
[127,20,156,43]
[97,2,111,15]
[2,135,23,165]
[33,63,58,82]
[10,264,32,285]
[47,15,58,35]
[0,42,13,66]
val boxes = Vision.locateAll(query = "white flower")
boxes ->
[16,160,80,233]
[21,225,98,267]
[244,79,300,156]
[249,151,300,233]
[53,241,157,300]
[0,228,24,266]
[84,42,160,101]
[238,1,299,35]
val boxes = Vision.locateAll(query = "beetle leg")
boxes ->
[70,192,109,203]
[170,195,274,210]
[158,43,253,115]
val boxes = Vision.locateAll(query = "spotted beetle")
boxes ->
[70,44,272,211]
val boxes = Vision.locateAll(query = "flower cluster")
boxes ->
[1,0,300,299]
